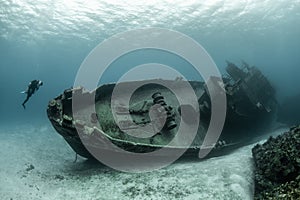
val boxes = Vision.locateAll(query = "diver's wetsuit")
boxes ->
[22,80,42,109]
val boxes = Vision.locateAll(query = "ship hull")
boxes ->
[47,65,277,160]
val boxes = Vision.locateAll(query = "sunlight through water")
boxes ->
[1,0,299,43]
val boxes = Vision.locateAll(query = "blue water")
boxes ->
[1,0,300,124]
[1,1,299,199]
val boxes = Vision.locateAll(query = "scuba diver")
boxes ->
[21,80,43,109]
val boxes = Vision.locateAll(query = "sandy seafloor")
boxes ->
[0,123,287,200]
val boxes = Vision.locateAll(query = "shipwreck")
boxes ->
[47,62,278,160]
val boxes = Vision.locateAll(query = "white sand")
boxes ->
[0,124,287,200]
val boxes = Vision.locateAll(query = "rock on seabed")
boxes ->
[252,125,300,199]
